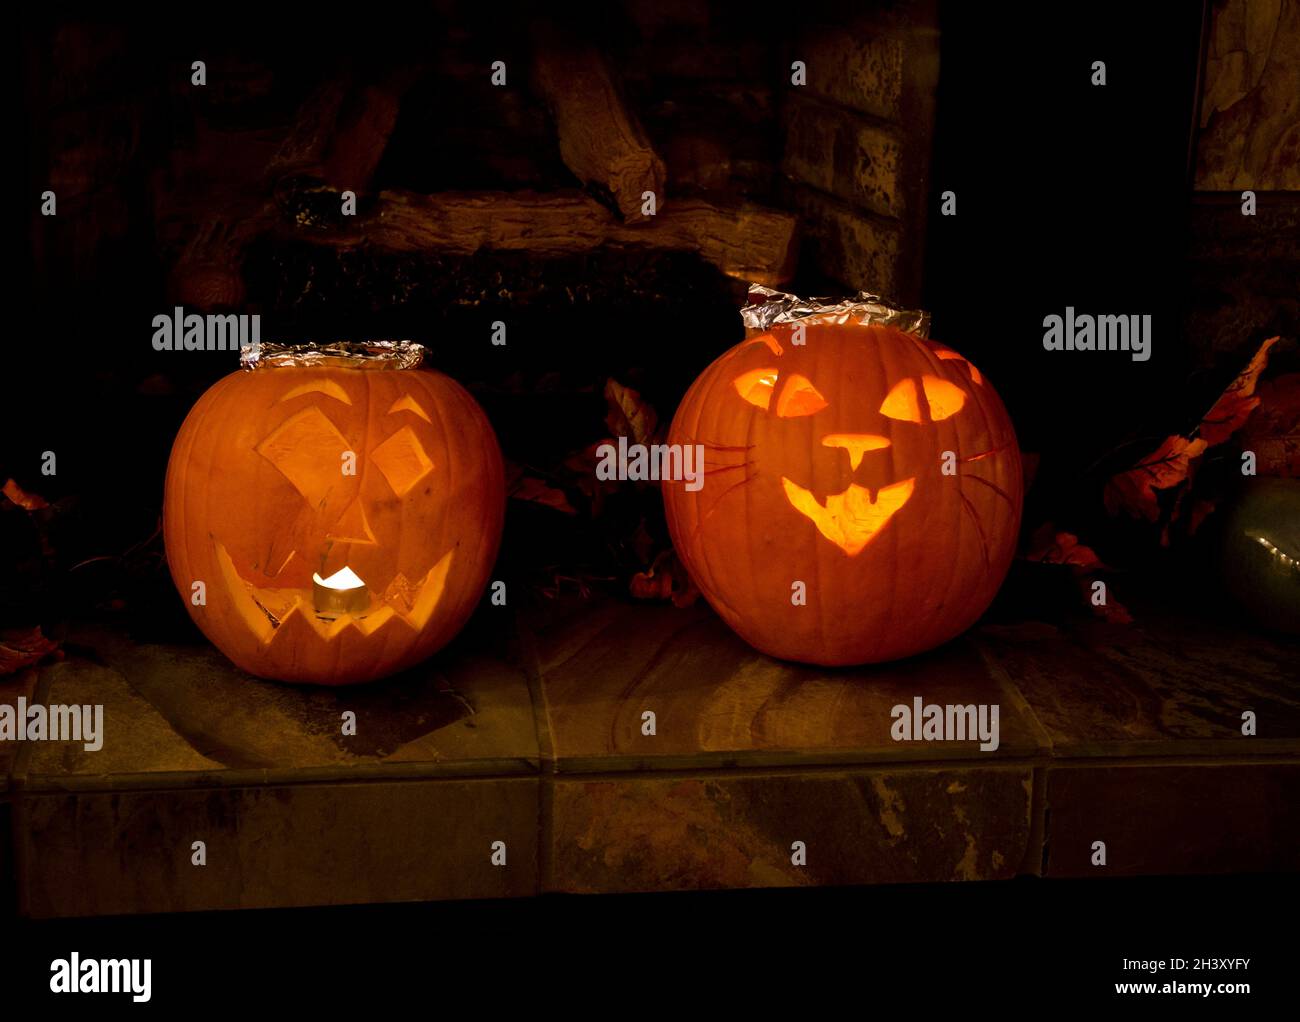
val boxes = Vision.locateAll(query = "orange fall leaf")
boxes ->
[0,627,61,676]
[604,379,659,447]
[2,478,49,510]
[1024,524,1131,624]
[630,550,700,608]
[1103,435,1208,522]
[1196,336,1279,446]
[1026,527,1106,570]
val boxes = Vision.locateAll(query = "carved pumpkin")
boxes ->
[663,319,1022,665]
[163,344,505,685]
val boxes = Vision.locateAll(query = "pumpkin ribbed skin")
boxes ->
[664,320,1022,666]
[164,365,504,685]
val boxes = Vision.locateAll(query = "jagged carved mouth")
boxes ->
[780,477,916,556]
[214,541,454,645]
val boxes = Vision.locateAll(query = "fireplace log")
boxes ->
[164,79,351,310]
[267,77,352,182]
[532,41,666,224]
[269,70,415,195]
[322,68,419,195]
[167,68,418,309]
[167,206,280,309]
[292,189,796,285]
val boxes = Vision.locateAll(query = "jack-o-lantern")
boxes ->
[163,342,505,685]
[663,317,1022,665]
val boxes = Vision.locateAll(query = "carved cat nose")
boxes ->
[822,433,891,470]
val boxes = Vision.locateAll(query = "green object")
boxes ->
[1221,478,1300,636]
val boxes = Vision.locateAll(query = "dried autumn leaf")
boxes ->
[0,627,60,675]
[629,565,673,600]
[561,440,611,479]
[1196,336,1279,447]
[2,478,49,510]
[1240,372,1300,478]
[604,379,659,447]
[1102,338,1281,529]
[1025,526,1107,570]
[1103,435,1208,522]
[1089,585,1133,625]
[508,475,576,515]
[1022,523,1131,624]
[563,440,618,510]
[630,549,700,608]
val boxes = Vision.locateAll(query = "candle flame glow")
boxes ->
[312,566,367,591]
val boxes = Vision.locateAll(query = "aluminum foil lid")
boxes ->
[741,284,931,338]
[240,340,426,371]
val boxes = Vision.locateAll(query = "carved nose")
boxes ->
[328,496,376,545]
[822,434,891,471]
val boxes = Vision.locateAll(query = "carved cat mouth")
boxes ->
[780,477,916,556]
[214,541,454,645]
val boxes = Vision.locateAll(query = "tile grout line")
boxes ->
[10,659,58,918]
[971,637,1055,878]
[511,604,557,896]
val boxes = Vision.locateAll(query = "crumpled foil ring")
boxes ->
[740,284,931,339]
[240,339,426,371]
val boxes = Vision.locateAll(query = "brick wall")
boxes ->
[1187,0,1299,362]
[778,2,939,306]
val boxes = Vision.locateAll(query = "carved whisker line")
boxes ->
[958,491,991,571]
[703,460,757,476]
[959,442,1014,463]
[690,469,762,544]
[962,472,1016,507]
[695,440,757,452]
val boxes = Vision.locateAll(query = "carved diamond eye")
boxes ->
[371,426,434,495]
[256,407,352,504]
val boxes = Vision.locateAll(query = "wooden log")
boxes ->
[532,40,666,223]
[322,68,419,195]
[168,207,277,310]
[157,120,283,309]
[162,79,350,310]
[165,67,413,309]
[267,77,352,182]
[295,189,797,286]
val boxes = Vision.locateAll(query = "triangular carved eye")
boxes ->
[775,374,828,417]
[879,378,922,422]
[920,376,966,420]
[733,367,779,410]
[879,376,968,422]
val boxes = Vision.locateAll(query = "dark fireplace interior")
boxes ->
[14,0,1292,634]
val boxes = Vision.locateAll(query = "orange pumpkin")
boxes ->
[163,344,505,685]
[663,319,1022,665]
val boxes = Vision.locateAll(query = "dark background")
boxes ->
[8,872,1293,1009]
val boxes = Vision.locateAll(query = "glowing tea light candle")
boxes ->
[312,566,369,615]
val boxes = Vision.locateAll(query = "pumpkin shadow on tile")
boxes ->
[87,626,477,766]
